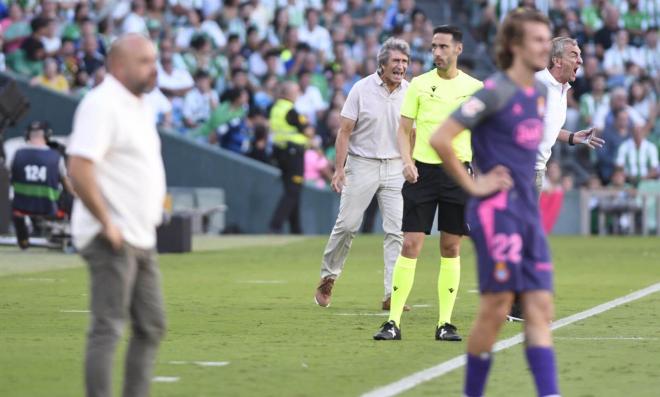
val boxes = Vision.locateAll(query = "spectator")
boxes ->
[248,40,274,78]
[594,5,621,57]
[31,57,70,93]
[348,0,372,37]
[622,0,649,44]
[61,3,91,42]
[580,73,610,127]
[603,29,639,77]
[581,0,607,33]
[629,80,657,128]
[295,69,327,126]
[242,26,261,59]
[304,136,332,188]
[157,50,194,98]
[176,8,226,50]
[1,3,31,53]
[248,0,271,39]
[594,87,645,133]
[182,35,228,84]
[266,7,290,46]
[122,0,148,35]
[298,8,332,60]
[638,28,660,78]
[78,33,105,75]
[7,37,45,77]
[616,127,659,184]
[384,0,415,32]
[195,87,249,152]
[41,17,61,56]
[597,108,634,184]
[182,70,219,129]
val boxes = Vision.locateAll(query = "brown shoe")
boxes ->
[382,297,411,312]
[314,277,335,307]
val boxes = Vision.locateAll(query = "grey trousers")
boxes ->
[81,236,166,397]
[535,169,545,193]
[320,155,404,299]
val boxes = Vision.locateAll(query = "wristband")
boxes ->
[568,133,575,146]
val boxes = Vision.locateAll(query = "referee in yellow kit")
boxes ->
[375,25,482,341]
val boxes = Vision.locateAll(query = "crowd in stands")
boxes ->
[0,0,658,194]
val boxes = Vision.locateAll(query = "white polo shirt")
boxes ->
[67,75,166,250]
[340,73,408,159]
[535,68,570,171]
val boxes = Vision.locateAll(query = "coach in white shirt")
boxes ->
[535,37,605,191]
[67,34,167,397]
[314,38,410,310]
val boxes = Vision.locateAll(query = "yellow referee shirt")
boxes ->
[400,69,482,164]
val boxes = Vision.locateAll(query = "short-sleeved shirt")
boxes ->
[67,75,166,250]
[451,72,548,219]
[535,68,570,171]
[400,69,482,164]
[341,73,408,159]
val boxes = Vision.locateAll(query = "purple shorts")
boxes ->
[467,191,553,294]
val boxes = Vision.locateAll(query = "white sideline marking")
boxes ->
[412,304,431,308]
[168,361,230,367]
[239,280,287,284]
[20,278,59,282]
[60,310,90,313]
[334,312,389,316]
[555,337,658,341]
[153,376,180,383]
[361,282,660,397]
[468,289,479,293]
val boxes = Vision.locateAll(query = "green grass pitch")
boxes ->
[1,235,659,396]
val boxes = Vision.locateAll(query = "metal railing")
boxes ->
[579,189,660,236]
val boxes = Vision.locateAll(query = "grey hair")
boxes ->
[377,37,410,74]
[549,37,578,69]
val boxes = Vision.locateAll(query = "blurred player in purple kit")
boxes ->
[430,9,561,397]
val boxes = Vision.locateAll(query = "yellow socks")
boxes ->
[387,255,417,326]
[438,256,460,326]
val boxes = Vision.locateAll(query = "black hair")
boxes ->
[194,70,211,80]
[433,25,463,42]
[223,87,245,103]
[190,35,209,50]
[30,17,51,33]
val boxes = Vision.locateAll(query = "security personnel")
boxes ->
[9,121,71,249]
[269,81,314,234]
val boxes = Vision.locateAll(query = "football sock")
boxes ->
[387,255,417,327]
[438,256,460,326]
[464,352,492,397]
[526,346,560,397]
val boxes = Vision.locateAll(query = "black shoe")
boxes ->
[436,322,462,341]
[373,320,401,340]
[507,301,525,322]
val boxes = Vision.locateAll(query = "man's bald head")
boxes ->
[107,34,158,96]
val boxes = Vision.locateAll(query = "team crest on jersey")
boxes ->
[537,96,546,117]
[461,97,485,118]
[494,262,510,283]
